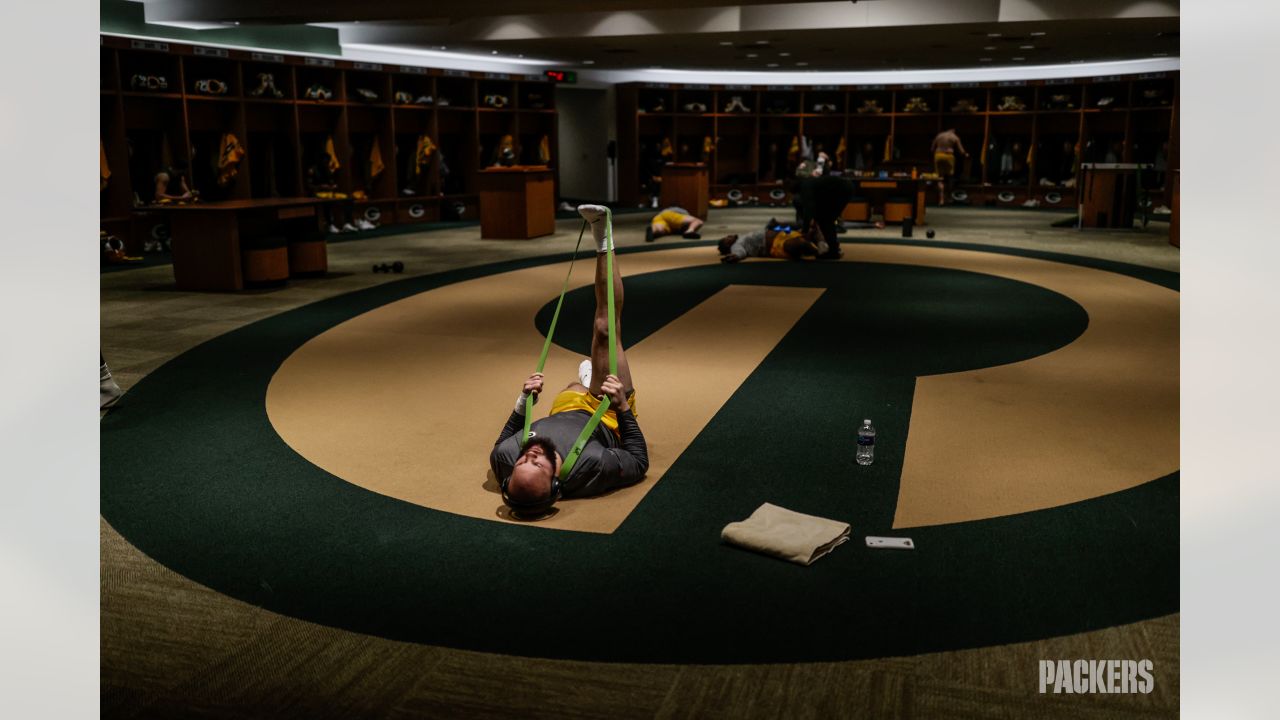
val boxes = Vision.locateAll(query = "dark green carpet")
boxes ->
[101,240,1178,663]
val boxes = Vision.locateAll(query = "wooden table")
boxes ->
[660,163,710,219]
[478,166,556,240]
[849,176,933,225]
[137,198,328,291]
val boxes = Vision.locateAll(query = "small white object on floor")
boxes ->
[865,536,914,550]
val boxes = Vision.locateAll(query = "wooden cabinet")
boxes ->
[478,167,556,239]
[616,74,1178,221]
[659,164,709,219]
[100,35,559,236]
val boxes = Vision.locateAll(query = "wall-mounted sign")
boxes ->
[252,52,285,64]
[305,57,336,68]
[353,62,383,71]
[194,46,228,58]
[400,65,427,75]
[485,72,511,80]
[544,70,577,83]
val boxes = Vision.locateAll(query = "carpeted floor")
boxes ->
[101,207,1180,718]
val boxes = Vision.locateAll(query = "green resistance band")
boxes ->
[520,209,618,479]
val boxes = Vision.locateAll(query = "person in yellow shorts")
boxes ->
[931,128,968,206]
[646,206,704,243]
[490,205,649,516]
[715,220,830,263]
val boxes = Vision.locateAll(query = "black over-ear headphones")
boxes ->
[500,460,562,518]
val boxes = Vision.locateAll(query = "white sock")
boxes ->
[578,359,593,388]
[577,204,612,253]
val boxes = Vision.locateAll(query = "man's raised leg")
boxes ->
[577,205,633,397]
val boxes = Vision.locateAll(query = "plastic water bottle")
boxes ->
[856,419,876,466]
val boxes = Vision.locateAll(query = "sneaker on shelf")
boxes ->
[1022,199,1041,208]
[341,223,359,233]
[1153,205,1172,215]
[402,188,416,196]
[327,224,341,234]
[416,95,433,104]
[558,201,575,212]
[356,218,376,230]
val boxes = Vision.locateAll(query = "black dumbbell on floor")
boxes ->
[373,261,405,274]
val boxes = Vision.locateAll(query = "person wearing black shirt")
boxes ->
[489,205,649,514]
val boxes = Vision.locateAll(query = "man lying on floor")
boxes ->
[490,205,650,517]
[646,206,704,242]
[715,219,831,263]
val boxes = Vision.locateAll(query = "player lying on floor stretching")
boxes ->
[646,206,704,243]
[490,205,649,517]
[715,219,830,263]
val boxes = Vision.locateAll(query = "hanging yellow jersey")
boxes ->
[100,139,111,191]
[414,134,436,176]
[660,137,674,160]
[835,136,847,169]
[787,136,800,165]
[537,135,551,164]
[369,136,385,179]
[216,132,245,187]
[883,134,894,162]
[324,136,341,173]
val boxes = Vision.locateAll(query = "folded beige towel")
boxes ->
[721,503,851,565]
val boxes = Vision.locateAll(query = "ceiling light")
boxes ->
[583,60,595,64]
[1020,45,1035,49]
[983,46,997,50]
[767,63,779,67]
[719,41,733,46]
[342,42,562,65]
[491,50,498,55]
[755,40,769,45]
[988,32,1001,38]
[747,53,758,58]
[1012,57,1025,61]
[796,62,808,66]
[779,52,790,57]
[1031,31,1046,36]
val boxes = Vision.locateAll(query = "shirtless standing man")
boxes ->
[930,129,969,206]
